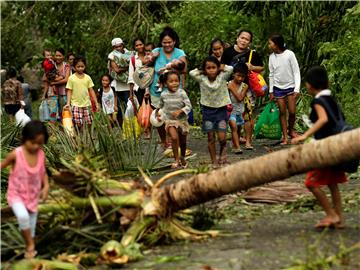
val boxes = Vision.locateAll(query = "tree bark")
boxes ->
[152,129,360,216]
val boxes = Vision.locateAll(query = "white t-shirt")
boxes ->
[127,53,144,91]
[108,50,130,92]
[269,49,301,93]
[101,88,115,114]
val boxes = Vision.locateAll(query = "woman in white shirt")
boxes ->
[268,34,301,144]
[128,38,149,105]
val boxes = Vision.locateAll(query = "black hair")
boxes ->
[43,49,51,56]
[17,75,24,83]
[22,120,49,144]
[101,74,112,82]
[67,52,75,59]
[160,70,181,85]
[73,56,86,67]
[159,27,180,48]
[305,66,329,90]
[209,38,224,56]
[7,67,17,78]
[133,38,145,48]
[145,42,155,50]
[269,33,286,51]
[237,29,253,43]
[55,48,65,56]
[233,63,248,76]
[202,56,220,71]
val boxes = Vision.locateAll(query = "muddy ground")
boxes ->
[122,132,360,270]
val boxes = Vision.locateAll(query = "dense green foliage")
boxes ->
[1,1,359,126]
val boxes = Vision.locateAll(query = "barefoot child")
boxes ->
[97,74,118,123]
[190,56,233,165]
[268,34,301,144]
[158,70,192,168]
[0,121,49,258]
[64,57,98,129]
[228,63,250,153]
[292,66,347,229]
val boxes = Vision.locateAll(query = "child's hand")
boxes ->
[291,135,306,144]
[269,93,275,101]
[41,185,49,202]
[63,104,70,110]
[171,109,183,119]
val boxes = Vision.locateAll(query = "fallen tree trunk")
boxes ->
[152,129,360,216]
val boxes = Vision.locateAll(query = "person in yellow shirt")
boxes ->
[64,57,98,128]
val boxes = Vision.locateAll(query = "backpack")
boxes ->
[318,96,359,173]
[133,66,155,89]
[1,79,19,104]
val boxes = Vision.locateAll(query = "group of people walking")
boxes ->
[1,26,352,259]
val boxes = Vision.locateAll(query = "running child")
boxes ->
[0,120,49,258]
[228,63,251,153]
[190,56,233,165]
[64,57,98,128]
[268,34,301,144]
[158,70,192,168]
[97,74,118,123]
[292,66,347,229]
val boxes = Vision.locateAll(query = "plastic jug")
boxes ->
[62,109,74,136]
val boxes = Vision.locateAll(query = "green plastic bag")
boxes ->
[254,102,282,139]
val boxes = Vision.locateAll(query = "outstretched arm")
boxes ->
[292,104,328,143]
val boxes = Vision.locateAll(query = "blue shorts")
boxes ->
[229,113,245,126]
[273,86,295,99]
[201,105,228,133]
[202,119,227,133]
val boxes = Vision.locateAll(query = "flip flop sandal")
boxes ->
[245,145,254,150]
[315,219,337,229]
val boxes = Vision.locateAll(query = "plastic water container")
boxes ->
[62,109,74,136]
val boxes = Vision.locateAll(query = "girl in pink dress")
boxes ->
[1,120,49,259]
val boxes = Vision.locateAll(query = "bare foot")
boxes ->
[24,248,37,259]
[289,131,300,139]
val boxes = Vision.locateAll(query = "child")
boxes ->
[0,120,49,258]
[64,57,98,128]
[190,56,233,165]
[228,63,250,153]
[157,59,185,93]
[97,74,118,123]
[209,38,224,62]
[292,66,347,229]
[268,34,301,145]
[1,67,25,119]
[158,70,192,168]
[145,43,155,53]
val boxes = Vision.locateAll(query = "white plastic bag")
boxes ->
[124,97,139,118]
[15,109,31,126]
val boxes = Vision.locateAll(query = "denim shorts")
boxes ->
[201,105,228,133]
[229,113,245,126]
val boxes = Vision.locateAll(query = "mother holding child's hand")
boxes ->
[149,27,187,149]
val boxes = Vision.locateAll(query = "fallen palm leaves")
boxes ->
[2,128,360,268]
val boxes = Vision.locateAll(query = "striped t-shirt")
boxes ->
[159,89,192,121]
